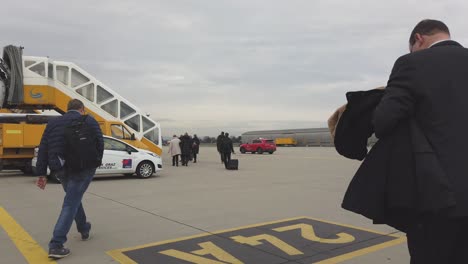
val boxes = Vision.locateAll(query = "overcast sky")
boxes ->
[2,1,467,137]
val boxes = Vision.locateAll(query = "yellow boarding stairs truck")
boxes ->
[275,137,297,146]
[0,45,161,173]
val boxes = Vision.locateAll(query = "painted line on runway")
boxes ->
[0,207,56,264]
[107,216,406,264]
[314,236,406,264]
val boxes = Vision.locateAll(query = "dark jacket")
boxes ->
[192,137,200,154]
[180,135,193,155]
[221,137,234,154]
[36,111,104,175]
[373,40,468,217]
[338,90,455,232]
[335,89,384,160]
[216,134,224,152]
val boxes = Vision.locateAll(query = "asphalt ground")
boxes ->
[0,146,410,264]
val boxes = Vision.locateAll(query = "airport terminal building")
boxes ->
[241,128,377,147]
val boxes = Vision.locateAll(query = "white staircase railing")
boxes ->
[22,56,161,148]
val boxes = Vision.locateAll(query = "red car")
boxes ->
[240,138,276,154]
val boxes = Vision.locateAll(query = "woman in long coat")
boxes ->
[168,135,181,166]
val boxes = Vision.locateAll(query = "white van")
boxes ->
[32,136,162,182]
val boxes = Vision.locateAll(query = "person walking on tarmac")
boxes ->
[168,135,181,166]
[180,132,193,166]
[216,131,225,163]
[35,99,104,259]
[192,134,200,163]
[221,132,235,166]
[352,20,468,263]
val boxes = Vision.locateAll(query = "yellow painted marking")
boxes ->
[107,216,405,263]
[273,223,355,244]
[6,130,22,134]
[106,250,138,264]
[160,241,244,264]
[109,217,323,254]
[314,236,407,264]
[159,249,227,264]
[0,207,56,264]
[231,234,303,256]
[192,242,243,263]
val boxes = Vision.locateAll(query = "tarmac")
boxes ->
[0,146,410,264]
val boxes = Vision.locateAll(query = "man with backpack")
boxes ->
[35,99,104,259]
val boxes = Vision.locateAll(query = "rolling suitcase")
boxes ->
[226,159,239,170]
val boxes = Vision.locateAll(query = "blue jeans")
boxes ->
[49,168,95,249]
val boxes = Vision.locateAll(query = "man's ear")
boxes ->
[414,33,424,45]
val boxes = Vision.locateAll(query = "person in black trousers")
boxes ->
[192,134,200,163]
[221,132,235,167]
[179,133,192,166]
[216,132,225,164]
[373,19,468,263]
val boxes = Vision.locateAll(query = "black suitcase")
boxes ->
[226,159,239,170]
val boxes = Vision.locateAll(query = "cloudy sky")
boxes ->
[2,1,467,137]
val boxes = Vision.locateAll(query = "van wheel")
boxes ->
[240,147,246,154]
[269,151,273,154]
[257,148,263,154]
[136,161,154,178]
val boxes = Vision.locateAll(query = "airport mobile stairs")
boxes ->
[0,45,161,172]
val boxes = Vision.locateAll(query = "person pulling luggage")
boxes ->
[221,132,235,167]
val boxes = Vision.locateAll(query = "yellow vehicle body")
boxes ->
[275,137,297,146]
[0,123,45,158]
[0,122,46,172]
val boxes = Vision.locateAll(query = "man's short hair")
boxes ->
[409,19,450,45]
[67,99,84,111]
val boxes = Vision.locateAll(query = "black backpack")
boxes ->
[64,115,100,171]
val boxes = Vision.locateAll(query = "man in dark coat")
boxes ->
[179,133,192,166]
[221,132,235,166]
[373,19,468,263]
[192,134,200,163]
[216,132,225,163]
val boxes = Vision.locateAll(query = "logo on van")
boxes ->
[30,89,43,99]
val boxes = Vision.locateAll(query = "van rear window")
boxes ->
[266,140,275,144]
